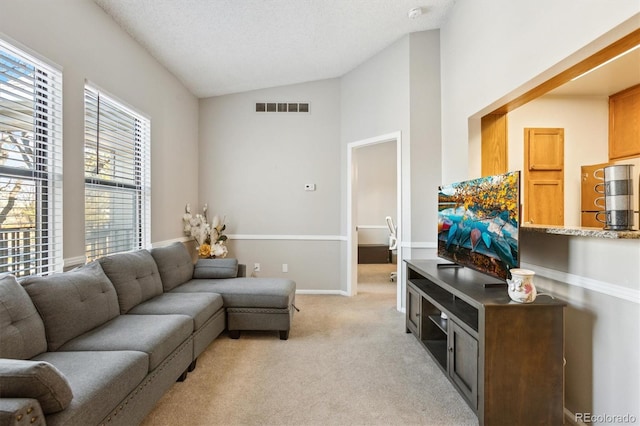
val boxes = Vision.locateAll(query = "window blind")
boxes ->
[84,85,150,261]
[0,38,63,277]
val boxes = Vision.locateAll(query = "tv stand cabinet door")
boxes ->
[448,320,478,410]
[406,283,421,335]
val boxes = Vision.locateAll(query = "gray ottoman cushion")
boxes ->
[0,274,47,359]
[172,277,296,309]
[99,250,164,314]
[128,292,224,330]
[34,351,148,426]
[57,314,192,371]
[0,359,73,414]
[150,242,194,291]
[21,262,120,352]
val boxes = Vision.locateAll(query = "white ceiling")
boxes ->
[547,47,640,97]
[94,0,456,98]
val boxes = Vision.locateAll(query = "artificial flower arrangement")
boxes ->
[182,203,228,258]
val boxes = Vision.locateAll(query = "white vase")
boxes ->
[506,268,537,303]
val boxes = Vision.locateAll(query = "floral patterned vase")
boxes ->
[506,268,537,303]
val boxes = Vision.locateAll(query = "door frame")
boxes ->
[347,131,402,311]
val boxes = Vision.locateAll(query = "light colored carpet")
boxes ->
[141,264,478,426]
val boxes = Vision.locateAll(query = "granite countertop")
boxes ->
[521,224,640,239]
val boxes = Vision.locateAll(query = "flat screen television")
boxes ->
[437,171,520,281]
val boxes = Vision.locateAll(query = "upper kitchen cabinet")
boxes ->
[609,84,640,161]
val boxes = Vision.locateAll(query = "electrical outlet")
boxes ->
[254,263,260,272]
[282,263,288,273]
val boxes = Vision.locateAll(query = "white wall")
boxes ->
[341,30,442,250]
[441,2,640,422]
[355,141,397,245]
[509,95,610,226]
[409,31,441,257]
[0,0,200,261]
[341,35,411,255]
[198,79,342,291]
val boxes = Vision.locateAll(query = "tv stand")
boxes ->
[405,259,565,425]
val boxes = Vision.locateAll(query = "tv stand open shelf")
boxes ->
[405,259,566,425]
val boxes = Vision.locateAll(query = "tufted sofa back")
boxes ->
[0,274,47,359]
[98,249,163,314]
[150,242,195,292]
[21,261,120,352]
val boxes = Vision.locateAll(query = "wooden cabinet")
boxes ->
[448,320,478,410]
[609,84,640,161]
[406,284,421,336]
[405,260,565,425]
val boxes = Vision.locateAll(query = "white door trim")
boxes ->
[347,131,403,311]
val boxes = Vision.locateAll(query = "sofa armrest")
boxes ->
[0,398,46,426]
[237,264,247,277]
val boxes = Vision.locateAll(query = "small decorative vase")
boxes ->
[506,268,537,303]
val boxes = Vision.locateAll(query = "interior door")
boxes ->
[524,128,565,225]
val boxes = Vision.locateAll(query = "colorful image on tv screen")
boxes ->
[437,171,520,280]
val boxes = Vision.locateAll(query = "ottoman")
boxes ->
[172,277,297,340]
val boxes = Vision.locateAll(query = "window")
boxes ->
[84,85,150,261]
[0,39,63,277]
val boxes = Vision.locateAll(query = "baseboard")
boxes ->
[296,289,349,296]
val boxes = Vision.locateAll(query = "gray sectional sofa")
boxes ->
[0,242,296,426]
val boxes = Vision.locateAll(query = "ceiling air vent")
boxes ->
[255,102,310,113]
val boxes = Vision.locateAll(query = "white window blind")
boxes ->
[84,85,150,261]
[0,38,63,277]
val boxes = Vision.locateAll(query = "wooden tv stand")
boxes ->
[405,259,565,425]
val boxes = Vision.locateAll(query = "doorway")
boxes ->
[347,132,402,311]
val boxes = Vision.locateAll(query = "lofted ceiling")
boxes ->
[547,46,640,97]
[94,0,456,98]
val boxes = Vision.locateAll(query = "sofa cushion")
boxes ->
[0,274,47,359]
[0,359,73,414]
[128,292,224,330]
[150,242,194,292]
[172,277,296,309]
[34,351,148,426]
[99,250,164,314]
[57,314,192,371]
[21,262,120,352]
[193,258,238,279]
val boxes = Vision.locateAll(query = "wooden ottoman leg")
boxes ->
[279,330,289,340]
[228,330,240,339]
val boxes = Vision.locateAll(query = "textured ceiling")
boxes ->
[93,0,456,98]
